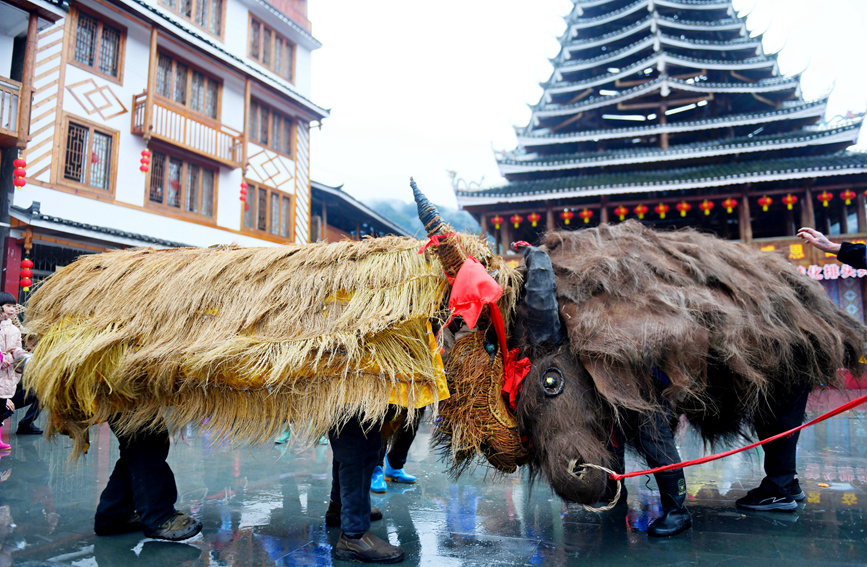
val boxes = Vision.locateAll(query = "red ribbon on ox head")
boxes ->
[449,257,531,411]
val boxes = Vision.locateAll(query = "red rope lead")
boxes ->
[609,391,867,481]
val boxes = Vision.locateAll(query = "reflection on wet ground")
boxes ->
[1,390,866,566]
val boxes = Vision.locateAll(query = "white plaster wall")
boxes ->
[222,0,248,58]
[293,45,311,98]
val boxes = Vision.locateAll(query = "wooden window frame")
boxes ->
[154,51,223,123]
[146,145,220,222]
[158,0,226,40]
[241,180,295,241]
[58,113,119,198]
[248,99,296,159]
[248,15,296,83]
[68,6,127,85]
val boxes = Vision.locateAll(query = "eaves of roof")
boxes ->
[456,152,867,205]
[310,181,411,237]
[10,204,191,248]
[500,121,863,173]
[117,0,329,120]
[518,99,827,146]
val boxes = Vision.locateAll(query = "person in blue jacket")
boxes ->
[798,227,867,269]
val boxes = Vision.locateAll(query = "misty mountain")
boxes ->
[366,199,481,238]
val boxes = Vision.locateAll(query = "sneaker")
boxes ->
[383,456,417,484]
[370,466,387,493]
[274,429,291,444]
[334,531,405,563]
[324,501,383,527]
[16,424,43,435]
[788,480,806,502]
[143,511,203,541]
[736,487,797,511]
[94,512,142,536]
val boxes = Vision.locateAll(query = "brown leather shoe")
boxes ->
[334,531,405,563]
[143,511,203,541]
[325,501,383,527]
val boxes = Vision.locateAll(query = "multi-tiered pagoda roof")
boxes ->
[455,0,867,250]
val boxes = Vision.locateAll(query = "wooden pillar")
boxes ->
[546,204,555,232]
[857,191,867,234]
[144,27,159,142]
[840,199,849,236]
[801,187,815,228]
[658,106,668,149]
[16,12,38,148]
[739,191,752,242]
[600,196,609,225]
[499,223,509,257]
[479,213,487,240]
[320,200,327,241]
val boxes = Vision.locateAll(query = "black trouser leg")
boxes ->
[95,420,178,532]
[8,383,39,426]
[328,415,381,537]
[755,386,811,495]
[385,408,423,470]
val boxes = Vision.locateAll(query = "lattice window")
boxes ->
[243,181,293,240]
[249,18,295,81]
[156,53,220,119]
[73,9,124,79]
[249,99,294,157]
[162,0,222,35]
[63,119,115,191]
[148,150,216,219]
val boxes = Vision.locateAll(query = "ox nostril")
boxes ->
[566,458,588,481]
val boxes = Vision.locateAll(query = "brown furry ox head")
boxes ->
[511,221,866,504]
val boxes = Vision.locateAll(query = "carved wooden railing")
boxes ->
[0,77,21,144]
[132,91,242,167]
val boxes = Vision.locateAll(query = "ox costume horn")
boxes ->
[20,180,867,540]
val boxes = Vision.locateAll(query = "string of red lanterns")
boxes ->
[19,258,33,292]
[139,149,151,173]
[12,158,26,189]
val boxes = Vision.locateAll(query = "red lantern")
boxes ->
[240,181,248,203]
[527,212,541,227]
[12,157,25,189]
[510,214,523,229]
[676,201,691,217]
[19,269,32,278]
[633,204,648,220]
[578,209,593,224]
[491,215,504,230]
[818,191,833,207]
[655,203,669,219]
[614,205,628,221]
[560,210,574,225]
[757,195,773,212]
[699,200,714,216]
[841,189,856,205]
[782,194,798,210]
[20,259,33,269]
[722,198,737,213]
[140,149,151,173]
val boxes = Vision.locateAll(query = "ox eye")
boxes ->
[541,368,564,396]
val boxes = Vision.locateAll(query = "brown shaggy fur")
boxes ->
[513,221,866,502]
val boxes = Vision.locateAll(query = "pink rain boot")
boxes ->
[0,419,11,451]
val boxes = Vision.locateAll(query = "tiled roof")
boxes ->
[500,121,862,172]
[11,203,190,248]
[456,152,867,204]
[518,99,827,145]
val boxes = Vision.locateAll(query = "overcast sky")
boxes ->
[307,0,867,209]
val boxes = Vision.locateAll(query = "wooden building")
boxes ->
[454,0,867,320]
[1,0,327,297]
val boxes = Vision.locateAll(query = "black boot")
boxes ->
[647,470,692,537]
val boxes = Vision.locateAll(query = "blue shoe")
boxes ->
[274,429,291,444]
[370,466,387,493]
[384,456,417,484]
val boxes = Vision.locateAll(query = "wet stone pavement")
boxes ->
[1,390,866,567]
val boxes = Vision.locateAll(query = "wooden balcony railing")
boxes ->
[0,77,21,148]
[132,92,242,167]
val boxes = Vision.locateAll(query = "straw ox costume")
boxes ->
[21,181,866,538]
